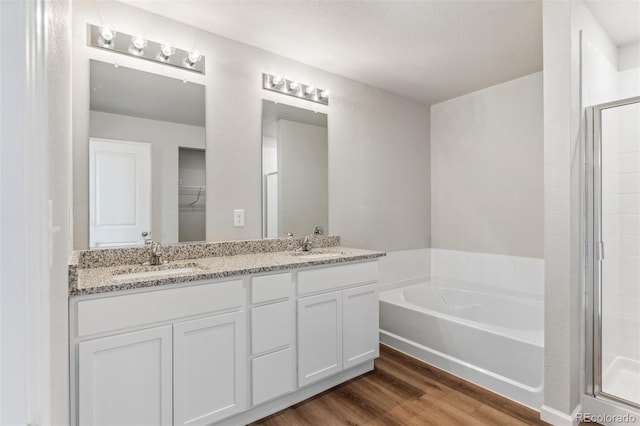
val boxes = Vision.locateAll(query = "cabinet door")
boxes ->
[297,291,343,387]
[78,325,172,426]
[173,312,246,426]
[343,284,379,369]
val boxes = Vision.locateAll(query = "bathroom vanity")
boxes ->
[68,237,384,425]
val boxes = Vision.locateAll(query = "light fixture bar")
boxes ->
[87,24,205,74]
[262,73,329,105]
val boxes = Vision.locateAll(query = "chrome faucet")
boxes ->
[142,232,164,265]
[296,234,313,252]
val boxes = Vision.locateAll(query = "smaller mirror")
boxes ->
[262,100,328,238]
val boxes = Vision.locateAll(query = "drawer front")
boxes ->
[251,300,293,354]
[77,279,244,337]
[297,261,378,296]
[251,273,292,304]
[251,348,294,406]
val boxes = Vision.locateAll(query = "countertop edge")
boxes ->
[70,251,385,297]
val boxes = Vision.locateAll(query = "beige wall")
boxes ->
[72,1,430,252]
[430,72,543,258]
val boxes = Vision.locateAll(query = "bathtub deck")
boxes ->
[253,344,549,426]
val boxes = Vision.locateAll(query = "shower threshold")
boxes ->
[602,357,640,406]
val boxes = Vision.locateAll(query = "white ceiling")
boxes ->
[119,0,543,106]
[584,0,640,46]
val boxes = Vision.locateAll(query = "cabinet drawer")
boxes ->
[77,279,243,337]
[251,273,292,304]
[252,348,294,406]
[297,262,378,296]
[251,300,292,354]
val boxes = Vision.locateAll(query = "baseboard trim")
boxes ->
[540,404,581,426]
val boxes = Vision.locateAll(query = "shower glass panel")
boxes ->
[590,97,640,409]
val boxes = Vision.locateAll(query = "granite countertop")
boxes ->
[70,246,385,296]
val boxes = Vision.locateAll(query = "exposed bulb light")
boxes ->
[131,35,147,50]
[185,50,202,67]
[159,43,175,60]
[271,75,284,87]
[261,73,328,105]
[129,35,147,55]
[88,24,205,74]
[98,26,116,47]
[288,81,300,92]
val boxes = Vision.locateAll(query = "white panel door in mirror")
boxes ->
[89,137,151,248]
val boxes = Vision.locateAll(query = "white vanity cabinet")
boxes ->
[297,262,379,387]
[70,258,380,426]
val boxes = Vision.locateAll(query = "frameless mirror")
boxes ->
[89,60,206,248]
[261,100,328,238]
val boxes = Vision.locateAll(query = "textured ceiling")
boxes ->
[119,0,543,105]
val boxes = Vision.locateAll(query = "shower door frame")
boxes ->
[585,96,640,410]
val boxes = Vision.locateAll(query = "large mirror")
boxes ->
[89,60,206,248]
[261,100,328,238]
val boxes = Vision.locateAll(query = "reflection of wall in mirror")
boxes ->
[278,119,328,237]
[179,148,206,242]
[89,111,205,244]
[262,136,278,238]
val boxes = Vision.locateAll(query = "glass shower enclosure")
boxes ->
[586,96,640,416]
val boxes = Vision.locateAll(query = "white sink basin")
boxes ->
[112,262,203,281]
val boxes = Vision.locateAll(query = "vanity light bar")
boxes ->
[262,73,329,106]
[88,24,205,74]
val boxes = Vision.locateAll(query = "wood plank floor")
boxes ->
[253,344,549,426]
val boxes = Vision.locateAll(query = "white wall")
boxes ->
[1,0,72,424]
[278,120,328,237]
[431,72,543,258]
[431,248,544,295]
[541,1,582,420]
[72,1,430,252]
[88,111,205,245]
[542,1,640,421]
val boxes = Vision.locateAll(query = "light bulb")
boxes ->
[319,90,329,99]
[271,75,283,87]
[160,43,175,58]
[304,85,316,96]
[131,35,147,50]
[98,26,116,48]
[288,81,300,92]
[185,50,202,67]
[99,26,115,42]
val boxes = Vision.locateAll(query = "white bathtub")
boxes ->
[379,277,544,409]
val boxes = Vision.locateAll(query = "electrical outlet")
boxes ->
[233,209,245,227]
